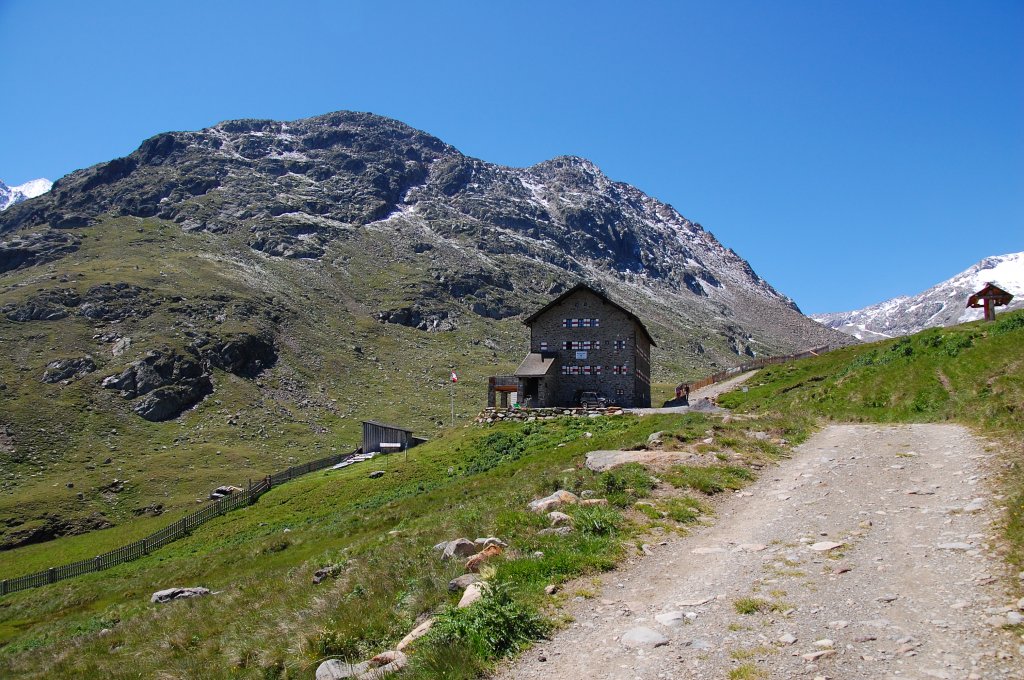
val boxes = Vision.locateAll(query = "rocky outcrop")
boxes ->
[2,283,154,323]
[150,587,211,604]
[0,230,78,273]
[190,332,276,377]
[101,349,212,421]
[41,357,96,383]
[0,110,849,365]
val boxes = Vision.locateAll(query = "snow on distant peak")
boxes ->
[0,177,52,211]
[812,251,1024,340]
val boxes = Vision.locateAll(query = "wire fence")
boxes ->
[0,448,360,597]
[679,344,831,394]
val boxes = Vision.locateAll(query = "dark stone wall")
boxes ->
[526,288,651,408]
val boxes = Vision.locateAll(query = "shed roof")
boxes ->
[514,352,557,377]
[361,420,414,433]
[967,282,1014,308]
[523,283,657,347]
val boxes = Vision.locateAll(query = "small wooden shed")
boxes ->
[361,420,421,454]
[967,283,1014,321]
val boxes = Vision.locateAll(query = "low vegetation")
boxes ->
[0,410,796,678]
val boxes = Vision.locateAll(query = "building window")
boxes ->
[612,365,629,375]
[560,365,603,376]
[562,340,601,350]
[539,341,548,351]
[615,388,625,397]
[561,318,600,328]
[614,339,626,351]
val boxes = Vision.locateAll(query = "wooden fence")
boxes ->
[679,344,831,394]
[0,448,360,597]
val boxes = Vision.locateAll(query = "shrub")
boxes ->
[569,504,623,536]
[426,582,550,660]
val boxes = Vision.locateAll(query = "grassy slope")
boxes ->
[0,410,808,678]
[719,309,1024,566]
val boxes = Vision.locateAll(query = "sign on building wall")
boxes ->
[575,350,588,360]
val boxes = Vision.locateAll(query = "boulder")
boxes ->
[150,587,211,604]
[465,544,503,573]
[621,626,669,648]
[441,538,479,561]
[528,490,579,513]
[315,651,408,680]
[448,573,481,593]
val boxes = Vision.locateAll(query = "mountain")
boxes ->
[0,178,52,211]
[0,111,849,549]
[812,252,1024,340]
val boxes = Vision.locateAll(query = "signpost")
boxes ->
[450,370,458,426]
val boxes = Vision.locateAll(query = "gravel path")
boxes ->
[494,423,1023,679]
[631,372,758,415]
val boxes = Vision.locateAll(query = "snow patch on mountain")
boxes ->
[812,252,1024,340]
[0,178,53,211]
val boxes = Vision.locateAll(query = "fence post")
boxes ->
[47,568,55,584]
[94,556,101,571]
[142,538,148,555]
[1,579,6,596]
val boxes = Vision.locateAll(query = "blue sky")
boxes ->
[1,1,1020,314]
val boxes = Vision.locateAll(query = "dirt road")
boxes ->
[495,424,1023,679]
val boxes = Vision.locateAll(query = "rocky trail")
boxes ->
[495,422,1024,679]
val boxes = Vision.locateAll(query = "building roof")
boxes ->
[514,352,558,377]
[361,420,413,433]
[523,283,657,347]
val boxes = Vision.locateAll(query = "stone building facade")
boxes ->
[507,284,655,408]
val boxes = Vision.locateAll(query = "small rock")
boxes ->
[465,544,503,573]
[396,619,434,651]
[778,633,797,645]
[448,574,481,593]
[654,611,685,626]
[528,490,580,513]
[620,626,669,648]
[458,582,485,608]
[877,594,899,603]
[538,526,573,537]
[313,564,342,585]
[813,639,834,648]
[547,511,573,527]
[474,536,508,549]
[936,542,973,551]
[809,541,844,552]
[368,470,385,479]
[544,584,559,596]
[579,498,609,507]
[801,650,835,662]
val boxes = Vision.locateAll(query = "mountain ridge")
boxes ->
[0,178,51,211]
[0,109,849,549]
[812,252,1024,340]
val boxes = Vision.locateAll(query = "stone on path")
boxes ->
[692,547,727,555]
[150,587,210,604]
[937,542,973,551]
[778,632,797,645]
[654,611,685,626]
[809,541,844,552]
[620,626,669,648]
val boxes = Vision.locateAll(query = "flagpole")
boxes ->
[449,369,457,427]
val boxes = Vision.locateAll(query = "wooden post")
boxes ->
[1,579,7,596]
[985,297,995,321]
[142,538,148,555]
[47,568,55,584]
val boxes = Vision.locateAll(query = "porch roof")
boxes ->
[514,352,557,377]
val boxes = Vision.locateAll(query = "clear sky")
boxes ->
[1,1,1020,314]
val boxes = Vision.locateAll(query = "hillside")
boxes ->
[812,251,1024,340]
[0,111,849,550]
